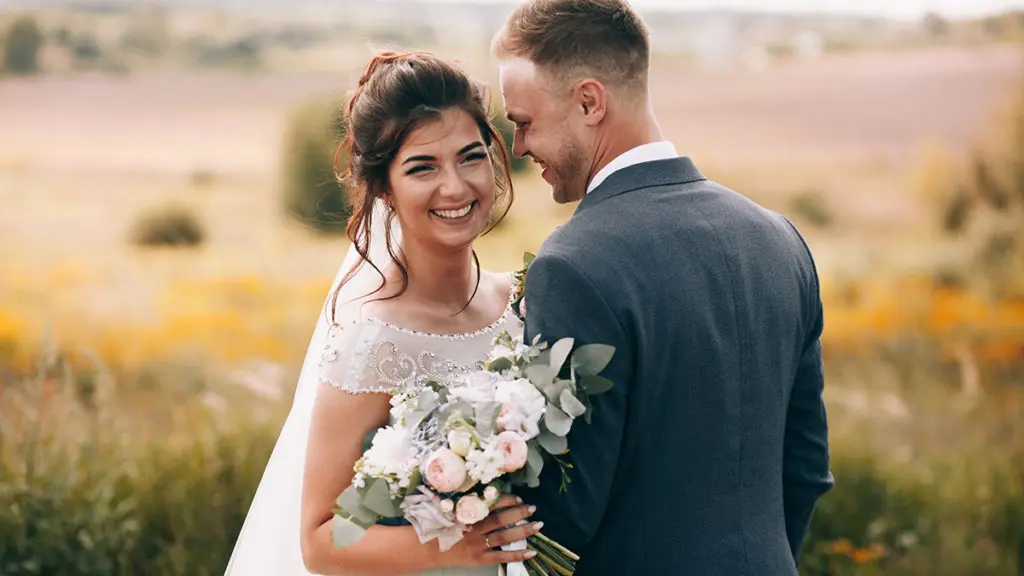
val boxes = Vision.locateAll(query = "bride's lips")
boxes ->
[429,201,477,222]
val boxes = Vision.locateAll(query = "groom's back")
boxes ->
[530,157,831,575]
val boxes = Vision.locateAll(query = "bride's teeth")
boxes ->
[432,203,474,219]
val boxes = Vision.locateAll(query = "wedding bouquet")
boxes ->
[331,329,615,575]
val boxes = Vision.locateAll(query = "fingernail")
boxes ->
[528,505,536,514]
[516,496,523,504]
[533,521,544,531]
[525,550,537,559]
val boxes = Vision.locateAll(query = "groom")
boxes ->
[492,1,834,574]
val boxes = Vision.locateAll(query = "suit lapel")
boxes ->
[575,156,707,216]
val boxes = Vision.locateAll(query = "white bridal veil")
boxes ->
[224,199,399,576]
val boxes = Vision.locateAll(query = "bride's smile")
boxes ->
[389,108,496,250]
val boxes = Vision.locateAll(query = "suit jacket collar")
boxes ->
[575,156,707,217]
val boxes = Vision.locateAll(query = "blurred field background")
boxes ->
[1,2,1023,574]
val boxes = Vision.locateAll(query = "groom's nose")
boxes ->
[511,134,528,159]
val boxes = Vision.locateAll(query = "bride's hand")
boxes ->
[436,496,542,568]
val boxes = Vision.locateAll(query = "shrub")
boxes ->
[281,97,350,234]
[788,188,833,229]
[924,83,1024,297]
[129,204,205,248]
[3,15,44,75]
[0,353,281,576]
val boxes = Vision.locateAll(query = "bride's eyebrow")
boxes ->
[401,142,485,165]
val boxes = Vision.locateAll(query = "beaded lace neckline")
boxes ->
[360,273,520,340]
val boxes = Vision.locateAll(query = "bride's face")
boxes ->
[386,108,496,250]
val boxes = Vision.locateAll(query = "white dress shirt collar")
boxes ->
[586,141,679,194]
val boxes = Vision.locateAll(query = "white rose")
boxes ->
[447,428,474,457]
[449,371,501,404]
[494,379,547,440]
[362,426,415,477]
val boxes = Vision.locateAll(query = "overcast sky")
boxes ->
[447,0,1024,21]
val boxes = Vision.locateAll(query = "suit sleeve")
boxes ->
[782,256,834,562]
[514,251,631,555]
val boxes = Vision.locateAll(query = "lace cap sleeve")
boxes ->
[317,321,397,394]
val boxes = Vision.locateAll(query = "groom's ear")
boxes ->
[574,79,607,126]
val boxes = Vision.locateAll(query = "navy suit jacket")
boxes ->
[515,157,834,575]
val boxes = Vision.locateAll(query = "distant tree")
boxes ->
[282,97,351,234]
[3,15,44,75]
[922,12,949,38]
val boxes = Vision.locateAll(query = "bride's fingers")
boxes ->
[490,494,522,510]
[484,520,544,549]
[476,503,535,534]
[482,546,538,566]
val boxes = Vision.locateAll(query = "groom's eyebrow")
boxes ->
[401,142,484,165]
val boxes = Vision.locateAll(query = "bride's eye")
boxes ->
[405,164,434,175]
[462,152,487,164]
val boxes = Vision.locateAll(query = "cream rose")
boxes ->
[423,449,468,493]
[455,494,490,525]
[483,485,500,507]
[495,430,528,473]
[447,429,474,458]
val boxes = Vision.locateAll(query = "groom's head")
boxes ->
[493,0,651,203]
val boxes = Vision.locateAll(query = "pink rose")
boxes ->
[455,494,490,525]
[423,449,468,493]
[495,430,528,473]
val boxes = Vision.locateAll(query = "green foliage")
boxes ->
[0,356,280,576]
[799,453,1024,575]
[282,97,351,235]
[3,15,44,75]
[129,204,206,248]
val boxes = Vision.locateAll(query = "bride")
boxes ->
[223,52,542,575]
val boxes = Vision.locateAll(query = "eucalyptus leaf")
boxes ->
[524,364,555,388]
[545,404,573,437]
[537,429,568,455]
[559,389,586,419]
[549,338,574,373]
[406,468,423,493]
[474,401,502,437]
[523,252,536,267]
[571,344,616,377]
[336,485,378,525]
[362,478,399,517]
[580,375,614,396]
[332,516,369,548]
[581,392,593,425]
[538,379,569,405]
[525,444,544,487]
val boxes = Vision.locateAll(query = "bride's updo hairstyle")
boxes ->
[329,51,514,321]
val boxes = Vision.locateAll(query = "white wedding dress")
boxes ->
[223,199,524,576]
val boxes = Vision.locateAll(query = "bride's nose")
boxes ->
[437,166,472,199]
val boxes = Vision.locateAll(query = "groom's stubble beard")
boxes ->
[551,134,588,204]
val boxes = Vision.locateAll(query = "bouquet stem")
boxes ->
[525,533,576,575]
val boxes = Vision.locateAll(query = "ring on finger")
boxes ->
[485,535,492,549]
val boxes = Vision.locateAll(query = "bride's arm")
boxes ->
[299,383,539,575]
[299,384,433,575]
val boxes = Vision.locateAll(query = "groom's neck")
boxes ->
[588,106,665,183]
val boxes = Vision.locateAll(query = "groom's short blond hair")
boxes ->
[491,0,650,95]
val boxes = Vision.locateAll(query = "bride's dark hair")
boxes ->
[329,51,514,323]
